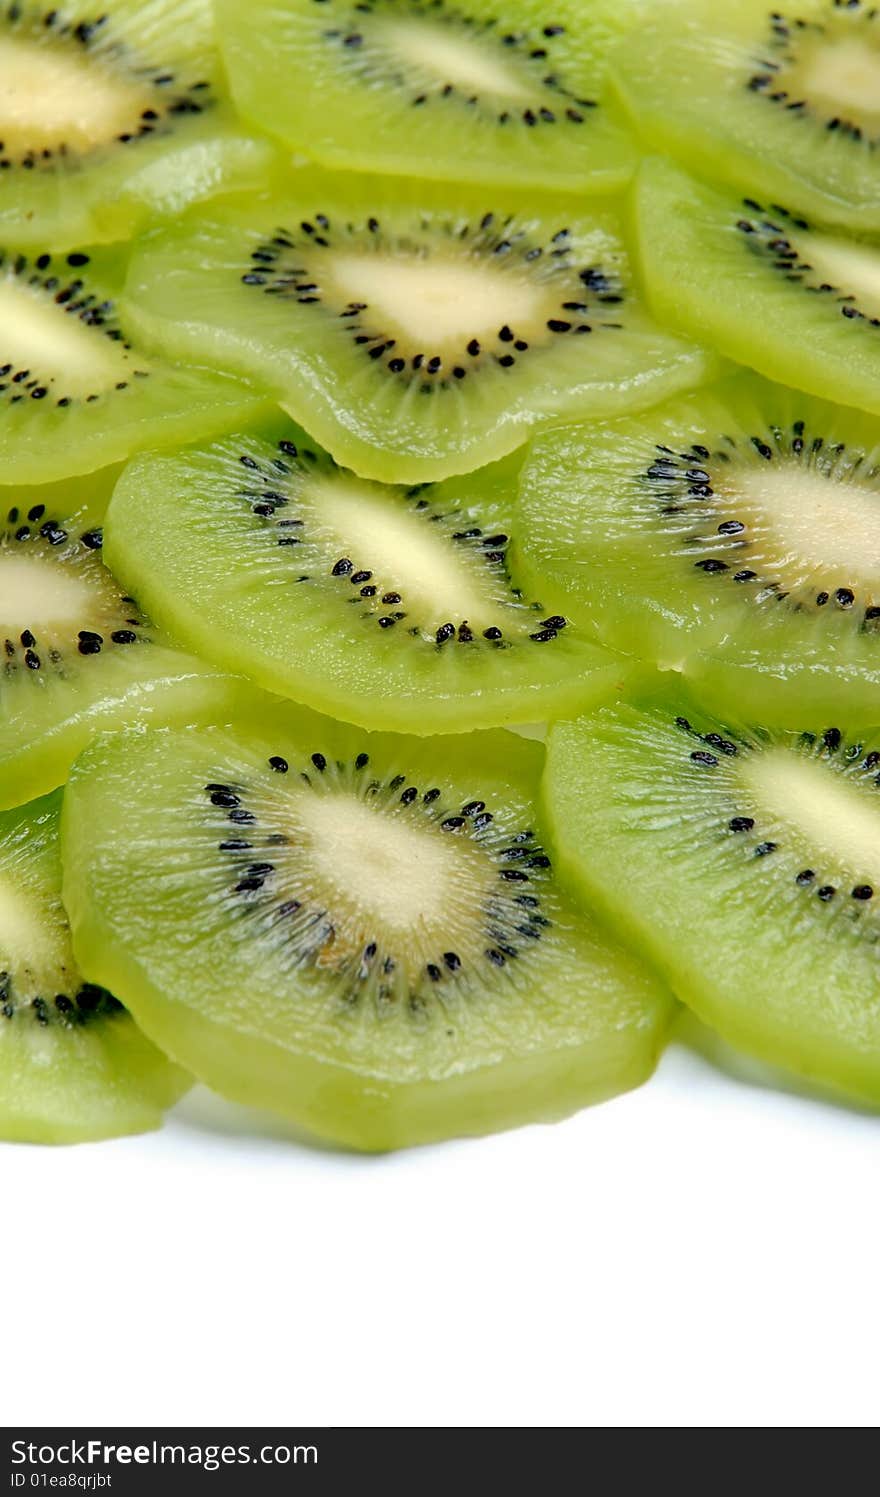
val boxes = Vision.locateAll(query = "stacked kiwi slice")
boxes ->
[6,0,880,1150]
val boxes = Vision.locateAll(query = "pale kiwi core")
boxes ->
[720,462,880,581]
[782,34,880,134]
[739,749,880,887]
[0,276,135,396]
[0,35,153,156]
[0,872,70,1004]
[379,19,538,104]
[0,554,96,632]
[321,251,555,357]
[307,473,498,629]
[288,789,493,974]
[798,232,880,321]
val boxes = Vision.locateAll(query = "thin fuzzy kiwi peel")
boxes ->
[0,0,275,250]
[0,240,269,483]
[0,789,189,1143]
[61,707,674,1151]
[105,417,632,735]
[611,0,880,231]
[0,463,257,810]
[120,171,718,483]
[215,0,638,195]
[544,683,880,1107]
[515,370,880,727]
[633,156,880,418]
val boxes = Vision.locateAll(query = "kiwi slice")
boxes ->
[106,419,630,734]
[0,0,274,251]
[0,789,188,1143]
[516,371,880,726]
[0,243,267,482]
[546,694,880,1105]
[61,711,673,1150]
[215,0,636,195]
[634,156,880,418]
[0,464,250,809]
[611,0,880,232]
[121,173,717,483]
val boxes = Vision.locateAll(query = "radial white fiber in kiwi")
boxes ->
[121,172,718,483]
[0,790,189,1143]
[61,708,674,1150]
[0,0,275,250]
[105,418,630,733]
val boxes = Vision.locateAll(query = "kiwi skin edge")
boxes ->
[55,932,669,1152]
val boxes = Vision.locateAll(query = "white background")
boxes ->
[5,1013,879,1429]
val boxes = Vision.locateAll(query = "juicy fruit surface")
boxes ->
[611,0,880,230]
[216,0,635,193]
[546,699,880,1105]
[0,790,188,1143]
[0,244,267,482]
[634,157,880,417]
[121,173,716,482]
[106,420,627,733]
[0,465,251,808]
[0,0,274,249]
[61,712,672,1150]
[516,373,880,724]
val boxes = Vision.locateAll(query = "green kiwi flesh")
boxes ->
[0,464,252,809]
[516,371,880,726]
[61,710,674,1150]
[121,173,717,483]
[106,419,630,734]
[634,156,880,418]
[0,243,268,482]
[215,0,636,195]
[0,0,275,250]
[611,0,880,231]
[545,694,880,1106]
[0,789,189,1143]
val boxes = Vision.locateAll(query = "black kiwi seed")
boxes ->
[210,789,240,808]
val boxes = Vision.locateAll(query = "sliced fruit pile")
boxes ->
[2,0,879,1148]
